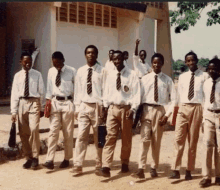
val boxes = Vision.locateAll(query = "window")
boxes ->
[56,2,117,28]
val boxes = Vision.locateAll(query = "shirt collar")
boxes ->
[152,71,163,78]
[117,65,127,75]
[61,65,66,72]
[189,68,199,75]
[86,62,98,71]
[22,68,32,73]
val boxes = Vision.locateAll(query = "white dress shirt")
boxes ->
[133,54,151,78]
[11,68,45,114]
[74,63,105,112]
[46,65,76,100]
[177,69,209,104]
[31,48,40,68]
[141,71,176,117]
[103,66,140,111]
[203,77,220,114]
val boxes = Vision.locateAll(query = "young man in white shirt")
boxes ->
[131,53,176,179]
[133,39,151,79]
[73,45,105,174]
[199,57,220,187]
[97,50,140,177]
[105,49,114,70]
[169,51,209,180]
[11,52,45,169]
[43,51,76,170]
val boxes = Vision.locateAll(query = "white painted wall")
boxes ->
[6,2,53,85]
[118,15,155,69]
[56,22,118,69]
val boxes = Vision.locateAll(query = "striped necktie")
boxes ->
[188,72,195,100]
[154,75,158,102]
[24,70,29,97]
[87,68,93,94]
[116,73,121,90]
[210,80,216,104]
[56,70,61,87]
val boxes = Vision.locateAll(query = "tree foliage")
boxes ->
[170,2,220,33]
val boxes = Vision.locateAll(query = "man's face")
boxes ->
[52,58,64,71]
[112,53,124,71]
[185,55,198,72]
[208,63,220,80]
[86,48,97,65]
[123,52,129,61]
[20,56,32,71]
[139,51,146,61]
[109,50,114,61]
[152,57,163,74]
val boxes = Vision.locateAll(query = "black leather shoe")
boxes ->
[31,158,39,170]
[199,178,211,187]
[59,160,69,168]
[150,168,158,178]
[43,161,54,170]
[131,169,145,179]
[121,164,129,173]
[23,159,33,169]
[215,177,220,185]
[101,167,111,177]
[185,170,192,180]
[169,170,180,179]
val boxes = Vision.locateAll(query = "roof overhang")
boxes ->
[96,2,147,13]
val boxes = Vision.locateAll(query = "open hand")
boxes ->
[126,109,134,119]
[159,115,168,126]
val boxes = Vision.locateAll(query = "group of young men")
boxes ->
[10,39,220,188]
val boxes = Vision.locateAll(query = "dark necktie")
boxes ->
[210,80,216,104]
[116,73,121,90]
[87,68,93,94]
[188,72,195,100]
[24,70,29,97]
[154,75,158,102]
[56,70,61,87]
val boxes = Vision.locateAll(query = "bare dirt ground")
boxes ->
[0,106,219,190]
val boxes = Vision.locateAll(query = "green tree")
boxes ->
[172,59,187,71]
[170,2,220,33]
[198,58,210,68]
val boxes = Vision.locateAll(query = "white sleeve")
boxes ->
[10,74,19,114]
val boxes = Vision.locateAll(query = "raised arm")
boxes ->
[135,39,140,56]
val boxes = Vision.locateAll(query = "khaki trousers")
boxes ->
[46,98,74,161]
[138,104,166,169]
[74,102,102,167]
[172,103,202,171]
[202,111,220,179]
[18,98,41,159]
[102,104,133,168]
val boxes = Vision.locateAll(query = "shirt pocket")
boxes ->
[29,77,38,94]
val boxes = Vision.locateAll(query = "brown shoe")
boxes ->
[131,169,145,179]
[59,160,69,168]
[199,178,211,187]
[72,166,83,174]
[150,168,158,178]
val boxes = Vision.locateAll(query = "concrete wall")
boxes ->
[118,15,155,69]
[6,2,55,86]
[56,22,118,69]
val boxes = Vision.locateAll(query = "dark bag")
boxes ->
[98,125,107,148]
[8,122,16,147]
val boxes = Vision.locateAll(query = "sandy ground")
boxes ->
[0,106,219,190]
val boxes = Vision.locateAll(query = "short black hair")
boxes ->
[185,51,198,62]
[109,49,114,53]
[20,51,32,60]
[122,51,129,55]
[85,45,98,56]
[52,51,64,60]
[113,50,123,55]
[209,56,220,71]
[151,53,164,64]
[139,50,147,56]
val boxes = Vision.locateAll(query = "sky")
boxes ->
[168,2,220,61]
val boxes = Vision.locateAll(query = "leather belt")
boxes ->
[19,97,38,100]
[143,103,162,107]
[111,104,131,109]
[208,109,220,114]
[54,96,72,101]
